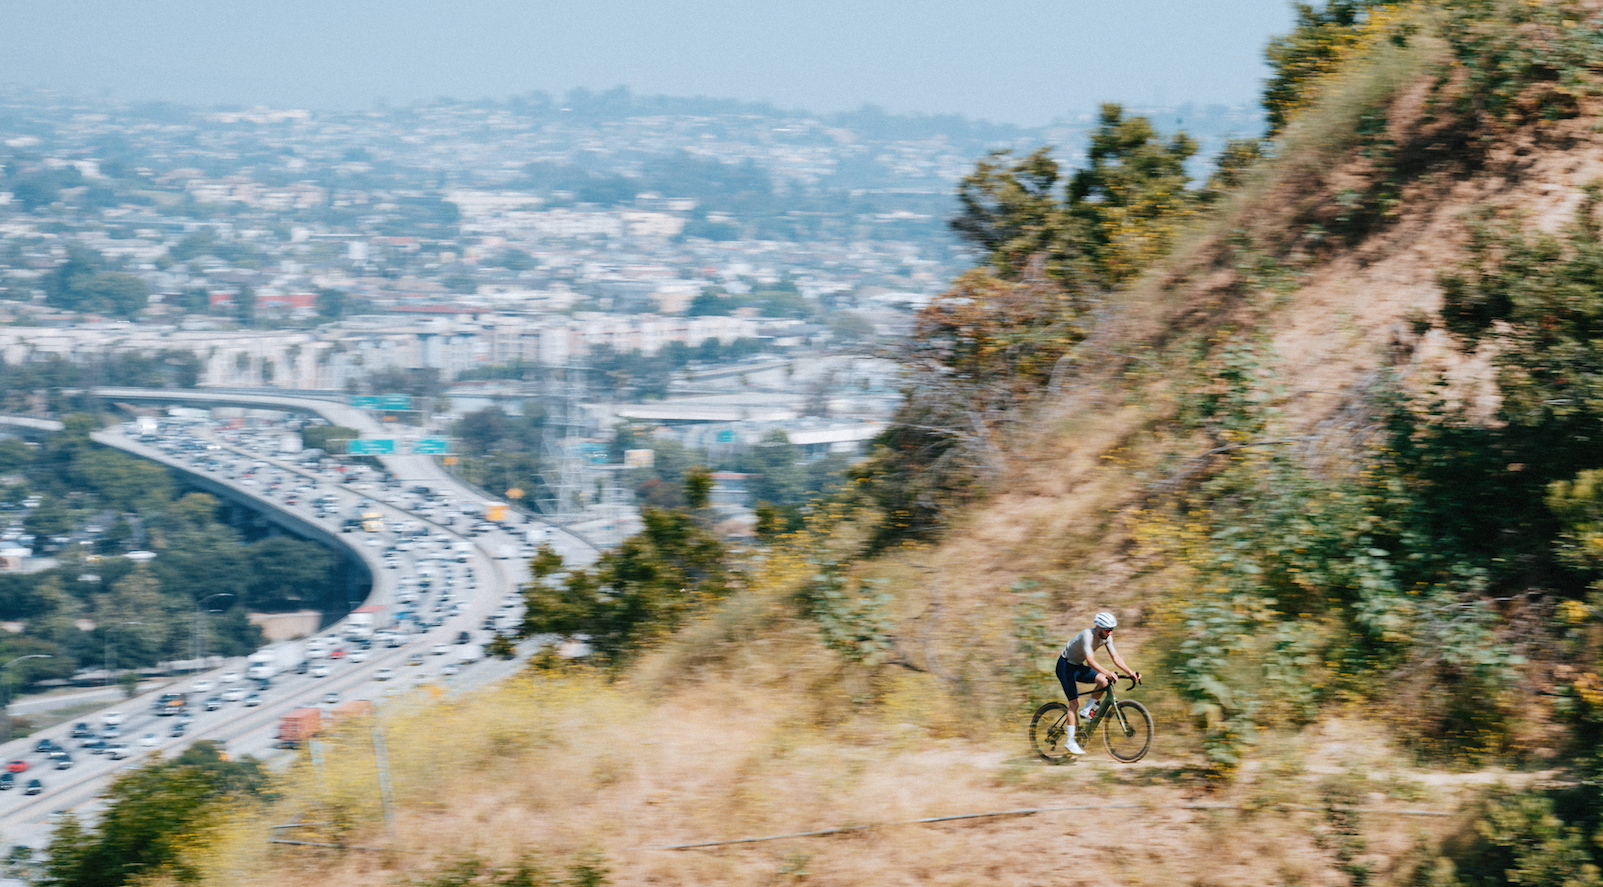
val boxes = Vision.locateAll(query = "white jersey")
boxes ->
[1060,627,1116,665]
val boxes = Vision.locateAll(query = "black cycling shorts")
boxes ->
[1056,656,1100,702]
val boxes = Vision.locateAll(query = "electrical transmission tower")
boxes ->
[536,365,589,524]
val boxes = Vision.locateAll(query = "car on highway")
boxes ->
[102,711,125,726]
[24,779,42,796]
[170,722,187,738]
[106,744,130,760]
[81,739,107,755]
[220,672,241,683]
[52,754,72,770]
[310,664,330,678]
[6,760,28,774]
[221,687,246,702]
[204,696,224,711]
[192,680,215,694]
[34,739,60,755]
[375,667,395,681]
[405,654,424,666]
[139,733,159,748]
[442,663,460,676]
[348,648,368,663]
[70,722,93,739]
[100,726,121,740]
[244,692,262,707]
[431,643,450,656]
[0,772,13,790]
[322,692,340,705]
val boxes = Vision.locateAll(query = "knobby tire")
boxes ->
[1030,702,1072,764]
[1102,699,1153,763]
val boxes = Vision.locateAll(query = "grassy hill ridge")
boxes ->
[61,3,1603,885]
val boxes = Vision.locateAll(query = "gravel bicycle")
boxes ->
[1030,674,1152,763]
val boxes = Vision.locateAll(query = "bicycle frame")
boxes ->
[1078,677,1136,740]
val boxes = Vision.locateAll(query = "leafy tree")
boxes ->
[70,448,174,513]
[684,466,712,510]
[1066,105,1199,284]
[456,407,516,456]
[43,742,269,887]
[520,471,733,665]
[865,107,1202,545]
[0,439,34,474]
[737,431,806,505]
[98,567,175,667]
[24,495,72,540]
[234,284,255,326]
[244,536,335,612]
[1263,1,1382,137]
[42,245,150,317]
[315,287,347,320]
[300,424,360,454]
[951,104,1197,288]
[149,527,248,608]
[686,290,733,315]
[1437,186,1603,587]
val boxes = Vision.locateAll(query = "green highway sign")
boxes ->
[411,438,451,455]
[350,395,379,408]
[716,429,737,443]
[346,439,396,455]
[378,394,413,410]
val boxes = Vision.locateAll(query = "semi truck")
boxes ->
[344,606,381,641]
[277,708,323,749]
[247,644,301,681]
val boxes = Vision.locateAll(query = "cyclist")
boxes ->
[1056,611,1140,756]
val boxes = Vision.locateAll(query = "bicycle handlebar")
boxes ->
[1118,674,1142,690]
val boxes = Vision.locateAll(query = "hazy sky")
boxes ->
[1,1,1296,125]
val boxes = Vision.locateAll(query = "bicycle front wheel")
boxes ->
[1030,702,1073,764]
[1102,700,1153,762]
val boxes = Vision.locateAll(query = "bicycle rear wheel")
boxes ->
[1102,700,1153,762]
[1030,702,1073,763]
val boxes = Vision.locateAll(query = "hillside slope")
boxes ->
[105,4,1603,886]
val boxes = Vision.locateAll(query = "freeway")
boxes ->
[0,392,600,851]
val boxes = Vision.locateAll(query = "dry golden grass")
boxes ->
[168,658,1521,887]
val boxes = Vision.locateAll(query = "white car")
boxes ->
[192,680,215,694]
[221,687,245,702]
[431,644,451,656]
[101,711,125,726]
[139,733,159,748]
[219,672,241,684]
[348,649,369,663]
[374,667,395,681]
[310,665,330,679]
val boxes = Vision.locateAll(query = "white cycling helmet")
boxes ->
[1093,611,1118,630]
